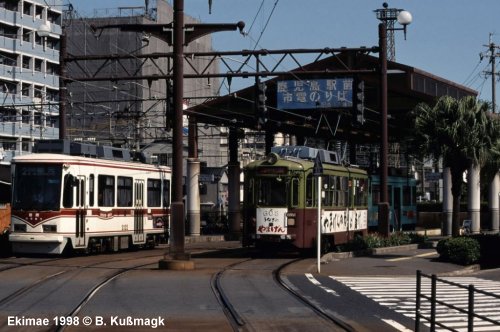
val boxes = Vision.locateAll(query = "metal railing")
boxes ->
[415,270,500,332]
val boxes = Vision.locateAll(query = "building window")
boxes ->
[23,29,32,42]
[0,24,19,39]
[34,59,42,72]
[22,56,30,69]
[23,2,32,16]
[35,5,43,19]
[46,62,58,75]
[48,11,61,25]
[46,88,58,101]
[34,86,43,99]
[0,51,16,66]
[0,1,18,11]
[21,83,30,97]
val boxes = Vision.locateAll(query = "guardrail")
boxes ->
[415,270,500,331]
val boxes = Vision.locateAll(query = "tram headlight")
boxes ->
[266,152,279,165]
[286,212,296,227]
[42,225,57,233]
[14,224,26,232]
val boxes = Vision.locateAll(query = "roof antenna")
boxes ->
[208,0,212,14]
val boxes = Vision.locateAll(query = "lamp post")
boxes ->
[376,3,412,236]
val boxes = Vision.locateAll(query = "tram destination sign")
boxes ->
[277,78,353,110]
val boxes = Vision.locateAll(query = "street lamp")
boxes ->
[377,3,412,237]
[374,2,412,61]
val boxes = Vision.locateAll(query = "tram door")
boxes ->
[133,180,145,243]
[75,176,86,247]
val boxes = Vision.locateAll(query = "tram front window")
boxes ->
[12,164,62,211]
[257,177,287,206]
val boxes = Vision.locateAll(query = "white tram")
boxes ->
[9,141,171,255]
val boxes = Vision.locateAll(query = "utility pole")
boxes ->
[482,34,500,234]
[481,33,500,113]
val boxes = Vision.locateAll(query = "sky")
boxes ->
[69,0,500,109]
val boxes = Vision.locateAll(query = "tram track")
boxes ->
[274,259,356,332]
[211,256,354,332]
[0,252,164,332]
[55,259,158,332]
[0,256,71,273]
[211,259,251,330]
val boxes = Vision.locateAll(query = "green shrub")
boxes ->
[385,232,412,246]
[336,232,427,252]
[364,233,386,249]
[436,237,480,265]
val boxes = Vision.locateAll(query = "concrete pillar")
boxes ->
[186,117,200,236]
[227,162,241,238]
[467,164,481,233]
[442,167,452,236]
[187,158,200,236]
[228,128,241,238]
[488,172,500,232]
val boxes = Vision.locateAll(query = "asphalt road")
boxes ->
[0,242,499,331]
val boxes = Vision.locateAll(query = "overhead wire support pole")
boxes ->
[168,0,187,263]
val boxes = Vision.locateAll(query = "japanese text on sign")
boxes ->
[277,78,353,109]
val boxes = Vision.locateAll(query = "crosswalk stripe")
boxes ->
[329,275,500,332]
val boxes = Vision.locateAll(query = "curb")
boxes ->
[185,235,225,243]
[321,243,426,263]
[436,264,481,277]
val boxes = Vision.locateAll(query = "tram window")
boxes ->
[117,176,133,207]
[76,178,85,207]
[322,176,334,207]
[257,177,286,206]
[306,174,315,207]
[291,178,299,207]
[163,180,171,207]
[89,174,95,207]
[403,185,411,206]
[148,179,161,207]
[246,179,254,204]
[335,176,345,207]
[372,184,380,204]
[62,174,75,208]
[98,175,115,207]
[354,178,367,206]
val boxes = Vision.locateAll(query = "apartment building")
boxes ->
[0,0,62,162]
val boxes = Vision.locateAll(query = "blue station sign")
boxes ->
[277,78,353,109]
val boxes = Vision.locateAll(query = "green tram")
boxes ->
[243,146,368,252]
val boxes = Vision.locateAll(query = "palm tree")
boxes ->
[411,95,497,236]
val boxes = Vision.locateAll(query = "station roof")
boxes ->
[186,51,477,145]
